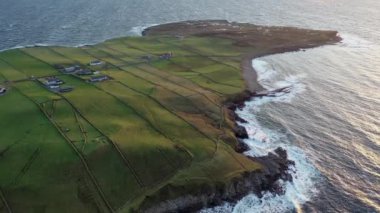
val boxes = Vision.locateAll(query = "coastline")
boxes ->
[0,20,342,213]
[140,20,342,212]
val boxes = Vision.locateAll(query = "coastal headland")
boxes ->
[0,20,340,212]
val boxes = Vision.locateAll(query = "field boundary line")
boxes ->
[0,188,12,213]
[57,94,145,188]
[119,41,241,90]
[37,103,114,213]
[14,86,114,213]
[114,81,219,153]
[12,148,41,185]
[73,110,88,152]
[100,43,224,102]
[80,47,220,144]
[33,47,146,188]
[103,43,226,96]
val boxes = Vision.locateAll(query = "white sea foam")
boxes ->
[202,58,320,213]
[128,24,158,36]
[339,33,372,49]
[252,59,307,106]
[0,43,84,53]
[252,59,277,89]
[0,44,52,53]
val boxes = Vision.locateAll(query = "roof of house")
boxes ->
[59,87,74,93]
[90,60,104,65]
[91,75,108,79]
[63,65,80,72]
[43,77,63,84]
[45,78,61,82]
[77,69,93,75]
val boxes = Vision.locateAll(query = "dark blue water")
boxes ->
[1,0,380,50]
[1,0,379,212]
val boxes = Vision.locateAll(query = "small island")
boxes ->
[0,20,340,212]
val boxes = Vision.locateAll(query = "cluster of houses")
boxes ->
[50,59,115,87]
[56,60,105,75]
[57,65,93,75]
[53,60,110,83]
[0,86,7,96]
[42,77,73,93]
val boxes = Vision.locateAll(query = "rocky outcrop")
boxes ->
[141,148,294,213]
[224,90,254,152]
[234,125,249,139]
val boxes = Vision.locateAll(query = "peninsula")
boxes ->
[0,20,340,212]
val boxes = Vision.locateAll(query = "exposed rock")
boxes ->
[141,148,293,213]
[227,109,248,124]
[234,125,249,139]
[235,139,250,153]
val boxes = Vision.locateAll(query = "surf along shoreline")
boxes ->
[140,20,341,212]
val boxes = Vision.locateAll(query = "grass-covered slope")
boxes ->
[0,21,340,212]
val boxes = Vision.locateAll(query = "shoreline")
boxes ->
[140,20,342,212]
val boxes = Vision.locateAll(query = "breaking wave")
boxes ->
[202,58,321,213]
[128,24,158,36]
[338,33,373,49]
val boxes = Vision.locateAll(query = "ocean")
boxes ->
[0,0,379,212]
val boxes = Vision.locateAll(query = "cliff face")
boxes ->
[141,148,293,213]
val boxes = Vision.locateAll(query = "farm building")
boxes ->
[89,75,109,83]
[89,60,104,66]
[59,86,74,93]
[76,69,93,75]
[48,85,60,89]
[62,65,80,73]
[43,77,63,86]
[0,87,7,95]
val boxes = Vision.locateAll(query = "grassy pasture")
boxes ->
[0,88,107,212]
[22,47,73,66]
[102,40,147,56]
[121,36,194,56]
[15,77,147,210]
[0,34,263,212]
[170,36,243,57]
[57,76,187,187]
[50,47,94,65]
[0,49,59,78]
[97,81,215,159]
[0,57,28,81]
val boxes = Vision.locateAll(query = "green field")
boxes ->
[0,22,339,212]
[0,34,263,212]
